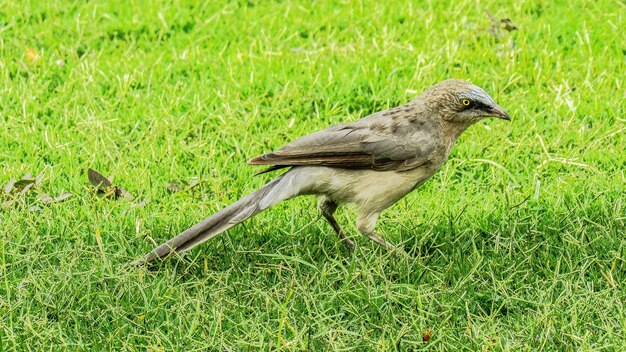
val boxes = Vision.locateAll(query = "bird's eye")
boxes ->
[461,99,471,106]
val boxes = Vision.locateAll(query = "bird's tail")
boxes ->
[139,173,298,264]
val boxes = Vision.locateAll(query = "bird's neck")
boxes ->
[442,120,473,141]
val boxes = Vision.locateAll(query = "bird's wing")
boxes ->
[248,107,438,172]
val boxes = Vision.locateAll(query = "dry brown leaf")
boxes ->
[486,11,519,35]
[5,178,16,194]
[35,172,45,186]
[40,193,73,204]
[88,168,112,190]
[422,328,433,342]
[166,182,183,193]
[39,195,54,203]
[187,179,200,190]
[88,168,134,200]
[4,177,36,195]
[167,177,203,193]
[14,178,36,189]
[115,186,134,200]
[501,18,518,31]
[486,10,499,27]
[132,199,150,208]
[20,182,35,194]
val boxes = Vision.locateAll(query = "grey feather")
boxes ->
[248,101,438,172]
[139,175,288,263]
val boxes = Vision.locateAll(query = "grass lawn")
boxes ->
[1,0,624,350]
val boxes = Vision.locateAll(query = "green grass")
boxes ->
[1,0,625,350]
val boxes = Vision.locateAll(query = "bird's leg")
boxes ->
[356,211,401,252]
[318,197,354,249]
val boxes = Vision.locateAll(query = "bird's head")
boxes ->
[422,79,510,125]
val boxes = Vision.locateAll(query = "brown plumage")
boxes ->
[138,79,510,264]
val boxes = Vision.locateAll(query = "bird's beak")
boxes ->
[489,104,511,121]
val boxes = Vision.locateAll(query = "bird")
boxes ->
[139,79,510,264]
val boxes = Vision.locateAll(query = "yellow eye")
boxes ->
[461,99,471,106]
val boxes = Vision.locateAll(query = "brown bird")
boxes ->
[139,79,510,263]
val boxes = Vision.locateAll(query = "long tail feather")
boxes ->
[139,175,287,264]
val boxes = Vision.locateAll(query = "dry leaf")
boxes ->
[88,168,133,200]
[422,328,433,342]
[13,178,35,189]
[40,193,73,204]
[166,182,182,193]
[39,195,54,203]
[501,18,518,31]
[35,172,45,186]
[5,178,16,194]
[4,176,37,195]
[167,177,202,193]
[485,10,499,27]
[132,199,150,208]
[20,182,35,194]
[486,11,518,36]
[88,168,112,190]
[2,199,15,207]
[187,179,200,190]
[115,186,134,200]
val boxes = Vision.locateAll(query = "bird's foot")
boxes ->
[340,236,355,250]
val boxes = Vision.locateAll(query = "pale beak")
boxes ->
[489,104,511,121]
